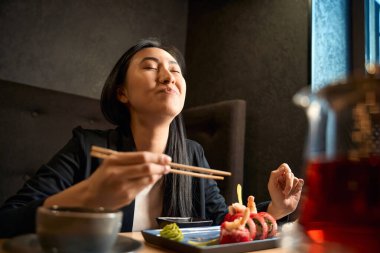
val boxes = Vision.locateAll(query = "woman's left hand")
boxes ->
[267,163,304,220]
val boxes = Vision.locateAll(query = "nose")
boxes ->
[158,67,175,85]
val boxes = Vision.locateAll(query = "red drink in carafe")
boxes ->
[299,156,380,252]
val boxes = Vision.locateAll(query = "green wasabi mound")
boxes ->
[160,223,184,241]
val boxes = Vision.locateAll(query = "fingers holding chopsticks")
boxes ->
[84,150,172,208]
[100,151,171,173]
[100,152,172,179]
[91,146,229,180]
[92,147,171,166]
[95,151,172,185]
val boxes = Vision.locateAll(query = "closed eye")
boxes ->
[170,68,181,74]
[144,67,158,70]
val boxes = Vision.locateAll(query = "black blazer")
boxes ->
[0,126,272,238]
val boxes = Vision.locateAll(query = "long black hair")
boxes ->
[100,38,192,217]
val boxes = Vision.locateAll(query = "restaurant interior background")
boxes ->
[0,0,309,203]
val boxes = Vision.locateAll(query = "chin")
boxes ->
[166,108,182,118]
[162,102,184,115]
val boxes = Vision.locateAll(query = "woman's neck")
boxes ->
[130,117,171,154]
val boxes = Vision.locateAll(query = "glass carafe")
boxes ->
[292,67,380,253]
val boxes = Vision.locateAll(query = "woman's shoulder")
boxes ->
[70,126,120,147]
[65,126,124,156]
[71,126,117,139]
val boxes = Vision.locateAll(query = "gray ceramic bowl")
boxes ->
[37,206,123,253]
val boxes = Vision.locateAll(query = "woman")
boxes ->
[0,38,303,237]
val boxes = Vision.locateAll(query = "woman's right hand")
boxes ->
[84,151,171,209]
[44,151,171,210]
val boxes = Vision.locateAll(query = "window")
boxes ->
[366,0,380,67]
[311,0,350,91]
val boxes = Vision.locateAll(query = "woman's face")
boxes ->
[118,47,186,122]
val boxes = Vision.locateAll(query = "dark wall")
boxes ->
[0,0,188,99]
[185,0,309,202]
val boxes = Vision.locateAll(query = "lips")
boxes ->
[158,87,179,95]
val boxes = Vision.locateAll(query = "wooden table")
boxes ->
[0,232,286,253]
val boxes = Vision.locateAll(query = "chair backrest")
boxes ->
[0,79,113,204]
[183,100,246,205]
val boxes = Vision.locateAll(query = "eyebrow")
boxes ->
[140,57,179,66]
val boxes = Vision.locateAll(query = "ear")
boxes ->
[117,87,129,104]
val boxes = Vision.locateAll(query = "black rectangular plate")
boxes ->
[141,226,279,253]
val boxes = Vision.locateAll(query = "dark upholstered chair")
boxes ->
[0,79,113,204]
[0,79,246,208]
[183,100,246,205]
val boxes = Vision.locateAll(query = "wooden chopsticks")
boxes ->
[90,145,231,180]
